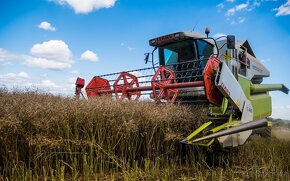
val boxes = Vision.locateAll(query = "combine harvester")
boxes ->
[75,28,288,148]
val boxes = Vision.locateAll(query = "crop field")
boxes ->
[0,89,289,180]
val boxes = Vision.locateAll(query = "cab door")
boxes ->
[195,39,214,69]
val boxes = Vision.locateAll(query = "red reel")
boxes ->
[113,72,141,100]
[203,56,223,106]
[85,77,112,99]
[151,66,178,103]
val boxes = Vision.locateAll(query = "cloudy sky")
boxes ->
[0,0,289,119]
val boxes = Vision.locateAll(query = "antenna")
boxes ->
[192,20,199,31]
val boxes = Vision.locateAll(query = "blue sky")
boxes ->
[0,0,290,119]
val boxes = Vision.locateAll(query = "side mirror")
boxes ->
[227,35,235,49]
[144,53,150,64]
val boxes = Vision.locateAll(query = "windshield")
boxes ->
[159,39,197,66]
[157,39,214,82]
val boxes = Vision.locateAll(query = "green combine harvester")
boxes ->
[75,28,288,148]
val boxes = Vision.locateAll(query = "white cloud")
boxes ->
[39,80,58,88]
[216,3,224,13]
[217,3,224,9]
[224,0,275,24]
[30,40,71,61]
[130,71,146,82]
[236,3,249,10]
[1,40,73,70]
[127,47,136,52]
[0,72,76,96]
[24,40,73,70]
[120,43,136,52]
[274,0,290,16]
[18,72,29,78]
[0,48,11,61]
[230,17,246,24]
[225,0,279,17]
[238,17,246,23]
[0,48,29,67]
[50,77,76,95]
[38,21,56,31]
[253,1,261,8]
[67,77,76,84]
[247,0,263,11]
[227,8,236,16]
[0,48,18,64]
[0,72,31,88]
[60,77,77,95]
[81,50,99,62]
[1,62,12,66]
[51,0,117,14]
[71,70,79,74]
[272,105,290,119]
[226,3,249,16]
[0,72,29,80]
[24,57,72,70]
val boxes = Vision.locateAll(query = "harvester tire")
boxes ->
[253,126,272,138]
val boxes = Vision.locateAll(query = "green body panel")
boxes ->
[250,84,285,93]
[237,75,272,120]
[238,75,251,98]
[249,94,272,119]
[184,72,284,147]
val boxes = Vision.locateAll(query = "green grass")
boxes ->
[0,89,289,180]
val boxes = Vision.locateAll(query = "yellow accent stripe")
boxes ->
[187,121,212,141]
[211,123,228,133]
[188,139,215,147]
[211,121,240,133]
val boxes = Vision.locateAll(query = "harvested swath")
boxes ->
[0,90,207,175]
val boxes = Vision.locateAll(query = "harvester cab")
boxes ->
[147,31,218,103]
[75,28,289,148]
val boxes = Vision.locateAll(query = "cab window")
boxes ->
[196,40,213,59]
[164,49,178,65]
[158,39,197,66]
[196,40,213,68]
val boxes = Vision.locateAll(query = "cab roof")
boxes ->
[149,31,215,47]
